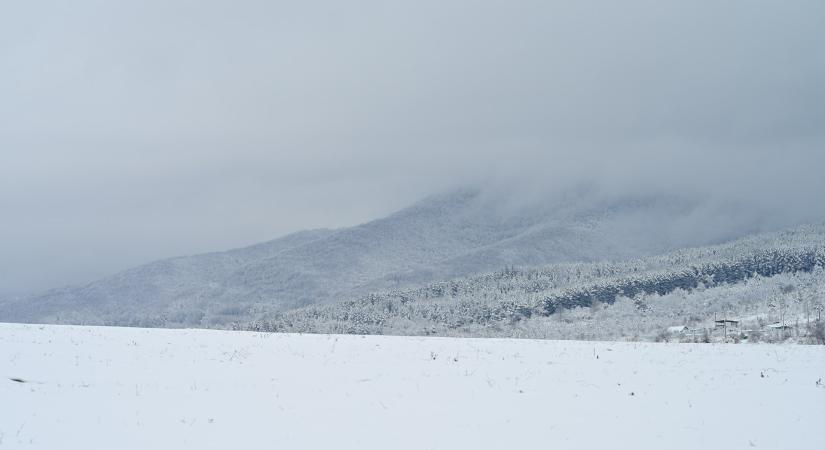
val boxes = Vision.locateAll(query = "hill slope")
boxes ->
[247,224,825,339]
[0,189,785,327]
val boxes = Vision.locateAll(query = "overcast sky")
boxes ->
[2,1,824,294]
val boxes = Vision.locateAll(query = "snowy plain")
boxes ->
[1,323,823,449]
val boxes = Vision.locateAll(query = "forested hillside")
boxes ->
[245,225,825,342]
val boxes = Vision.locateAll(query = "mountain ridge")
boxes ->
[0,188,792,327]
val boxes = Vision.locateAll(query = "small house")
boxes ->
[714,319,739,329]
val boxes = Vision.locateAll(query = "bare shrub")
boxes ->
[748,331,762,343]
[700,328,711,343]
[807,321,825,345]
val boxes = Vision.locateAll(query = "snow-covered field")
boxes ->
[1,323,823,449]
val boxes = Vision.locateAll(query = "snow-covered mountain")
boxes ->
[0,189,784,327]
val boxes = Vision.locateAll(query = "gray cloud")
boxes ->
[1,0,824,293]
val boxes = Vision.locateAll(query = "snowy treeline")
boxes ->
[244,225,825,342]
[543,247,824,314]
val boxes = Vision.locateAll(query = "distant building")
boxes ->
[714,319,739,328]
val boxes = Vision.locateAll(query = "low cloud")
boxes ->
[1,1,824,293]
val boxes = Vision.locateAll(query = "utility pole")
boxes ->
[723,310,727,342]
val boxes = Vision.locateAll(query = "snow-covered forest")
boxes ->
[244,225,825,343]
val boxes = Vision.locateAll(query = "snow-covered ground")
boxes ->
[1,323,823,449]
